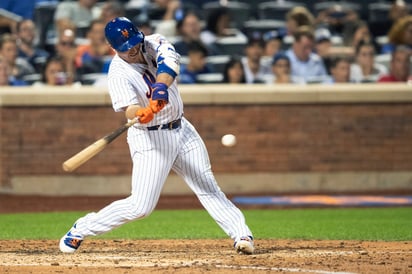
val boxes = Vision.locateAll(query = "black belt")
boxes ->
[147,118,181,130]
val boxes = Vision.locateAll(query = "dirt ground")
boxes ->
[1,194,411,274]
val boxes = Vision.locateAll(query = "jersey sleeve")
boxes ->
[146,34,181,78]
[107,73,139,112]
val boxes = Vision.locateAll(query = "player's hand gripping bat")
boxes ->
[62,118,138,172]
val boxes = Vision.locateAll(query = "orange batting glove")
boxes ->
[135,106,154,124]
[149,99,166,114]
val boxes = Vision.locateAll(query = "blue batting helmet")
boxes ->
[105,17,144,52]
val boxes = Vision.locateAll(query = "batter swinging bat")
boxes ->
[62,118,138,172]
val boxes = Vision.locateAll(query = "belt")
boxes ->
[147,118,181,130]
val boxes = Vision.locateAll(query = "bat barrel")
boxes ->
[62,118,138,172]
[62,139,108,172]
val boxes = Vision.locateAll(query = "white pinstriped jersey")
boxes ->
[107,34,183,127]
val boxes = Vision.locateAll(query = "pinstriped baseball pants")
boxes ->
[75,117,253,240]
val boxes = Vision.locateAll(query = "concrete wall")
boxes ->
[1,83,412,195]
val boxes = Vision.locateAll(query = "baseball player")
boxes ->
[59,17,254,255]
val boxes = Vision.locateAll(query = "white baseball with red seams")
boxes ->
[60,30,253,253]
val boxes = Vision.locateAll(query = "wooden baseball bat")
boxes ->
[62,118,138,172]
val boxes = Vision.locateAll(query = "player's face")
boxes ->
[118,44,145,64]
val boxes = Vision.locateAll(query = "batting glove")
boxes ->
[149,99,165,114]
[135,107,154,124]
[151,82,169,103]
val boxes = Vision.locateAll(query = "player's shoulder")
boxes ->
[108,55,128,74]
[145,33,167,42]
[144,33,172,48]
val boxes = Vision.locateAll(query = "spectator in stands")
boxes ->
[222,57,246,84]
[151,0,179,20]
[99,0,125,23]
[174,11,217,56]
[267,52,304,84]
[34,56,71,86]
[262,30,282,58]
[315,3,359,37]
[200,7,247,50]
[54,0,98,37]
[285,6,315,36]
[0,0,37,34]
[384,15,412,53]
[241,36,271,84]
[16,19,49,73]
[75,19,115,74]
[285,26,328,83]
[370,0,410,38]
[53,29,78,84]
[0,33,35,82]
[378,45,412,82]
[350,40,388,83]
[343,20,377,52]
[325,56,351,83]
[0,55,9,85]
[314,27,333,73]
[314,27,354,73]
[154,0,182,38]
[179,40,212,84]
[174,11,201,55]
[389,0,410,21]
[0,55,27,86]
[136,20,154,36]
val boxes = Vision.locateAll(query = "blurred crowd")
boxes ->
[0,0,412,87]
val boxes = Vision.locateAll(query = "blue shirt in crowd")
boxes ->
[285,49,328,83]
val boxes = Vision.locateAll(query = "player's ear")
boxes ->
[128,45,140,57]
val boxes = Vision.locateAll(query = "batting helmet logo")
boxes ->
[121,29,129,38]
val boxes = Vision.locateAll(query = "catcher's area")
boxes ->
[1,195,411,274]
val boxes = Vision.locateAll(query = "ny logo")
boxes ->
[121,29,129,38]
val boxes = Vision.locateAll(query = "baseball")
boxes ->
[221,134,237,147]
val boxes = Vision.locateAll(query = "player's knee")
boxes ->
[128,203,155,220]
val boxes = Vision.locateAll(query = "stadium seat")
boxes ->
[258,1,308,20]
[81,73,107,85]
[214,36,247,56]
[242,19,286,38]
[22,74,42,85]
[206,55,231,74]
[313,1,361,15]
[368,2,391,23]
[196,73,223,83]
[202,1,251,30]
[374,53,391,70]
[234,0,270,17]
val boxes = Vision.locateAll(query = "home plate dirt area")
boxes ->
[0,195,411,273]
[0,239,411,273]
